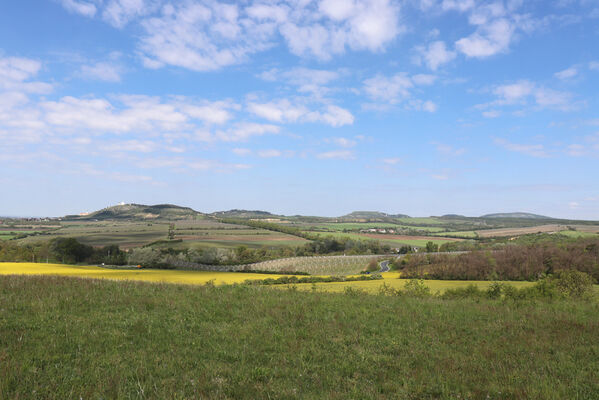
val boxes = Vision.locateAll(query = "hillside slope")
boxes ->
[66,204,201,220]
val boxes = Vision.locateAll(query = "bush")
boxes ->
[367,259,379,272]
[403,279,431,298]
[553,270,594,298]
[485,282,502,299]
[441,284,483,300]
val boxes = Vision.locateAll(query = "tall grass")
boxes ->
[1,275,598,399]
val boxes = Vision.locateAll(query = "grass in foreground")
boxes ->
[1,275,598,399]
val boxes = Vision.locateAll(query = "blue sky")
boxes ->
[1,0,598,218]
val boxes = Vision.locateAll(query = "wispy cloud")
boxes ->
[58,0,404,72]
[477,79,582,113]
[382,157,401,165]
[316,150,355,160]
[413,41,456,70]
[554,66,578,80]
[432,142,466,156]
[79,61,123,82]
[247,99,354,127]
[494,138,549,158]
[362,72,437,111]
[58,0,97,17]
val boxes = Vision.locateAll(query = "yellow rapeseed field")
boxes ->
[0,262,291,285]
[0,262,536,293]
[279,272,535,293]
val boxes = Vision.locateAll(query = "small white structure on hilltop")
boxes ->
[118,202,126,206]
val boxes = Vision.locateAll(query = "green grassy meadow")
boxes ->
[431,230,479,238]
[558,230,599,238]
[1,275,598,399]
[307,231,459,247]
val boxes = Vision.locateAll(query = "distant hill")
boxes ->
[340,211,410,220]
[66,203,201,220]
[480,212,553,220]
[210,209,279,219]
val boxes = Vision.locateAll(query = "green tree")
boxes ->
[425,241,439,253]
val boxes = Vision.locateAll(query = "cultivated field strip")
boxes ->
[171,254,386,275]
[474,224,599,238]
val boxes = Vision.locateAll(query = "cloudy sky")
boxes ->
[1,0,598,218]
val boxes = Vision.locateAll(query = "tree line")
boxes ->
[395,238,599,282]
[0,238,126,265]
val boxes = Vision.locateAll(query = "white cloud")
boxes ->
[566,144,586,157]
[456,18,515,58]
[493,80,535,104]
[232,148,251,156]
[102,0,157,28]
[100,139,157,153]
[179,100,237,125]
[316,150,355,160]
[433,142,465,156]
[187,159,251,172]
[79,62,123,82]
[441,0,475,12]
[257,149,282,158]
[494,138,549,158]
[258,67,340,96]
[590,61,599,71]
[363,73,413,103]
[554,67,578,80]
[418,100,438,112]
[411,74,437,85]
[41,95,188,134]
[534,88,576,111]
[247,99,308,123]
[60,0,403,71]
[280,0,402,60]
[479,80,579,113]
[564,133,599,157]
[109,172,154,183]
[0,57,52,94]
[139,2,273,71]
[414,41,456,70]
[214,123,280,142]
[318,105,355,127]
[327,137,357,148]
[247,99,354,127]
[382,157,401,164]
[363,73,438,111]
[59,0,97,17]
[482,110,500,118]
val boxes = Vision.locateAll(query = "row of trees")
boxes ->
[0,238,126,265]
[395,239,599,281]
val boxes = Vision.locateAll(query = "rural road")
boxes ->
[379,260,390,273]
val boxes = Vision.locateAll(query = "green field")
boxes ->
[558,230,599,238]
[396,217,445,225]
[1,275,598,399]
[432,230,479,238]
[0,234,14,240]
[308,231,459,247]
